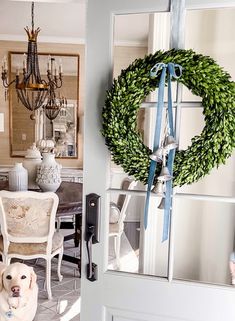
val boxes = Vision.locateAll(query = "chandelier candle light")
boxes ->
[1,2,63,120]
[144,62,182,242]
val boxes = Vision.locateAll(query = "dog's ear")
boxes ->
[29,267,37,289]
[0,262,7,291]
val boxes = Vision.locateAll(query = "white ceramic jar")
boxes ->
[36,152,62,192]
[9,163,28,191]
[23,143,42,190]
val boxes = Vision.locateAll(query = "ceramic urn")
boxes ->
[36,152,62,192]
[23,143,42,190]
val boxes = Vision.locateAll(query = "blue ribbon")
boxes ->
[144,63,167,229]
[162,63,182,241]
[144,63,182,242]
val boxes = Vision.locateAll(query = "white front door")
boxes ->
[80,0,235,320]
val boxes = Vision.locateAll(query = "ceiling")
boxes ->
[0,0,149,46]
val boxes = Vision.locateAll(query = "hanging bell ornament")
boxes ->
[158,166,173,182]
[151,181,165,197]
[164,135,178,150]
[150,147,163,162]
[157,197,165,209]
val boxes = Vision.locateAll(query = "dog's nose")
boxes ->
[11,286,20,297]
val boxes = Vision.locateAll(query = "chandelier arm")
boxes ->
[56,74,63,88]
[1,78,16,88]
[47,74,63,89]
[47,71,53,82]
[56,80,63,89]
[41,79,48,85]
[51,77,63,89]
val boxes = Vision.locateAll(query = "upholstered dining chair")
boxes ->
[0,190,64,300]
[109,178,137,268]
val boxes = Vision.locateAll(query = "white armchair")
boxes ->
[0,190,64,300]
[109,178,137,267]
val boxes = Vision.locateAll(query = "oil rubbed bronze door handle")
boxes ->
[85,193,100,281]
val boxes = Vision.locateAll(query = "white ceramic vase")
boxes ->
[9,163,28,191]
[23,143,42,190]
[36,152,62,192]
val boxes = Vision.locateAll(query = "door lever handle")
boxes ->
[86,225,97,281]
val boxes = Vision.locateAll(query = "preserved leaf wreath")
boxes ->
[102,49,235,187]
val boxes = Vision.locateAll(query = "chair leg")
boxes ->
[113,234,121,268]
[113,236,117,256]
[1,254,5,264]
[74,214,82,248]
[57,248,63,282]
[46,259,52,300]
[56,218,61,232]
[3,256,11,266]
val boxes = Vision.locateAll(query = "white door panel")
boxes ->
[104,272,235,321]
[81,0,235,320]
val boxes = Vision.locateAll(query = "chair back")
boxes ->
[117,178,137,228]
[0,191,59,245]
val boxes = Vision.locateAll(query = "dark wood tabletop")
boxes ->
[0,180,83,214]
[56,181,82,216]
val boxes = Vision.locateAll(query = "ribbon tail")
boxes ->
[162,68,176,242]
[162,148,175,242]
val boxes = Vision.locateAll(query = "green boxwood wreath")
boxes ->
[102,49,235,187]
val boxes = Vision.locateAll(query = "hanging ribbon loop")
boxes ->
[150,63,166,78]
[168,63,183,79]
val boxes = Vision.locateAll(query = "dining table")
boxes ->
[0,180,83,271]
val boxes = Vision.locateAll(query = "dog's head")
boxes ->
[0,262,37,297]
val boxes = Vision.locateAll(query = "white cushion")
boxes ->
[0,232,63,255]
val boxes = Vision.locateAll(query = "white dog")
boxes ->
[0,262,38,321]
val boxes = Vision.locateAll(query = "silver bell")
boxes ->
[164,135,178,150]
[151,181,165,197]
[158,166,173,182]
[150,147,163,162]
[157,197,165,209]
